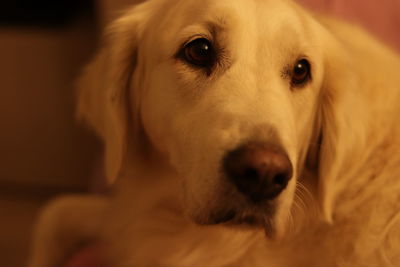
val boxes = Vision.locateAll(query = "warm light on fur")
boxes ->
[29,0,400,266]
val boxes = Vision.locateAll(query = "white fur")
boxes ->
[28,0,400,266]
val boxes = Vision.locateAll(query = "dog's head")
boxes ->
[78,0,357,237]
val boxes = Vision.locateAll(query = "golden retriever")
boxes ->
[28,0,400,266]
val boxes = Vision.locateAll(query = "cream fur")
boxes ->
[28,0,400,266]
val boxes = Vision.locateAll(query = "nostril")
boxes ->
[273,173,289,187]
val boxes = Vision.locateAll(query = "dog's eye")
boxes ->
[291,59,311,86]
[183,38,215,68]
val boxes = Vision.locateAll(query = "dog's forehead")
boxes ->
[164,0,303,31]
[147,0,306,56]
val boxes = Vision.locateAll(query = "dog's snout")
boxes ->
[223,142,293,202]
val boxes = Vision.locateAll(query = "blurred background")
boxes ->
[0,0,141,266]
[0,0,398,266]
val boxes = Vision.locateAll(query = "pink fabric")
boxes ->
[64,245,108,267]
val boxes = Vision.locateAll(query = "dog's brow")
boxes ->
[206,17,228,37]
[179,19,227,42]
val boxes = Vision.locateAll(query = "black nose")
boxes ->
[223,142,293,202]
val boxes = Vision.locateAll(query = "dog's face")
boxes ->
[80,0,338,238]
[136,0,326,236]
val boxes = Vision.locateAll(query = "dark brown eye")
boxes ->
[291,59,311,86]
[183,38,215,67]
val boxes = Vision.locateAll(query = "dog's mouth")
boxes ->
[206,204,277,237]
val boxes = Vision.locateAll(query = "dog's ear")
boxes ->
[311,31,366,223]
[77,4,151,184]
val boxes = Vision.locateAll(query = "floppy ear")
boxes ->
[311,32,367,223]
[77,4,150,184]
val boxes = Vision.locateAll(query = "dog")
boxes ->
[28,0,400,266]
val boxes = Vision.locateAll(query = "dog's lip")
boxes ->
[211,210,237,224]
[206,210,261,225]
[198,209,276,237]
[210,207,276,237]
[215,210,268,225]
[226,215,276,237]
[233,215,268,227]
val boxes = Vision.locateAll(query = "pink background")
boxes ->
[298,0,400,51]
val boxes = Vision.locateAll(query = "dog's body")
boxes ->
[28,0,400,266]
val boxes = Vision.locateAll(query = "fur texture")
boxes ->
[28,0,400,266]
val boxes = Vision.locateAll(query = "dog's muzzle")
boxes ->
[223,142,293,203]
